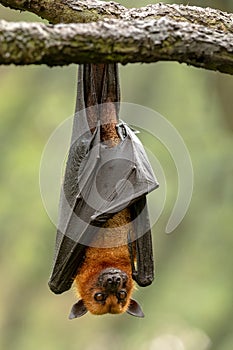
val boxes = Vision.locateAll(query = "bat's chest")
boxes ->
[90,208,133,248]
[85,244,131,270]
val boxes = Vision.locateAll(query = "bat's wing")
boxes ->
[48,65,159,294]
[129,196,154,287]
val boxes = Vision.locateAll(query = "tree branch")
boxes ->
[0,17,232,74]
[0,1,233,74]
[0,0,127,23]
[1,0,232,31]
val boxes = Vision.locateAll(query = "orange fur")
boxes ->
[75,244,134,315]
[74,207,135,315]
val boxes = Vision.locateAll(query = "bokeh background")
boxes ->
[0,1,232,349]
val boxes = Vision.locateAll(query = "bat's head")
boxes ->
[70,267,144,318]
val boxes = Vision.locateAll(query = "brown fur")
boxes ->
[75,244,134,315]
[100,102,119,146]
[74,207,135,315]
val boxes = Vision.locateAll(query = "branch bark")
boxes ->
[1,1,232,30]
[0,0,233,74]
[0,0,127,23]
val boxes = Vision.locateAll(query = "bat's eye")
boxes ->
[94,292,106,302]
[117,291,127,301]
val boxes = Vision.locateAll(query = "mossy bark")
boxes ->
[0,1,232,74]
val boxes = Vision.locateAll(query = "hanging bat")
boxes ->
[48,64,159,318]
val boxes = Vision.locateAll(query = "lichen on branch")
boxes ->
[0,0,233,74]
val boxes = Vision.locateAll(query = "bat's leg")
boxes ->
[80,63,120,138]
[80,63,120,145]
[98,63,120,146]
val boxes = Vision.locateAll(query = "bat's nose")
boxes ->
[106,274,121,286]
[99,268,128,290]
[105,274,122,292]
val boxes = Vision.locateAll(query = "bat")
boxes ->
[48,64,159,318]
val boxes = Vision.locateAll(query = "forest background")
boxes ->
[0,1,232,349]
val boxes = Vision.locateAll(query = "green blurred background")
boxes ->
[0,1,232,349]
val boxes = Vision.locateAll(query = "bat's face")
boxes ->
[70,268,144,318]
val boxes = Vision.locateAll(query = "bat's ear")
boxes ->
[69,299,88,319]
[126,299,145,318]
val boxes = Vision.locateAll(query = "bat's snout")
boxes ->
[106,274,121,288]
[98,268,128,291]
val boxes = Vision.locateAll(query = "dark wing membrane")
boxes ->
[48,64,159,294]
[48,233,86,294]
[130,196,154,287]
[48,135,91,294]
[48,125,158,293]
